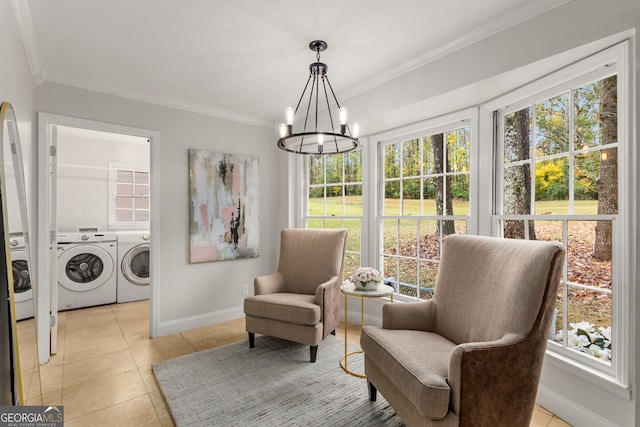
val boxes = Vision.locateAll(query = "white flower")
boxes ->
[352,267,382,284]
[555,323,612,361]
[569,321,595,333]
[567,331,590,348]
[598,326,611,342]
[587,344,609,360]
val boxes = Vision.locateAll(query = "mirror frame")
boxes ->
[0,101,40,405]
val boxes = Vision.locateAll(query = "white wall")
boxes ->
[34,82,284,335]
[0,1,35,238]
[335,1,639,426]
[57,130,149,232]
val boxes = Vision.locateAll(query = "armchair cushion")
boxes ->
[361,327,456,419]
[244,293,320,326]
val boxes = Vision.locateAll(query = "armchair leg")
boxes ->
[248,332,255,348]
[368,380,377,402]
[310,345,318,363]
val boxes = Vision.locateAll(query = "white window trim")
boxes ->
[370,108,478,300]
[108,161,150,230]
[479,40,634,396]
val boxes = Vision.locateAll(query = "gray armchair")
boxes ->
[360,234,565,426]
[244,228,347,362]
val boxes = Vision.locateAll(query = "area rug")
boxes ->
[152,335,403,426]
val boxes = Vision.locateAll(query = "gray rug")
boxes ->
[152,335,404,427]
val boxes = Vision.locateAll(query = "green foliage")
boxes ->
[535,159,568,201]
[382,129,471,202]
[574,151,600,200]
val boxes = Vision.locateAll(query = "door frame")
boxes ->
[37,113,160,363]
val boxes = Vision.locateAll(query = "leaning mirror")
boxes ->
[0,101,40,405]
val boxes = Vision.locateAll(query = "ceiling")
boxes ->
[15,0,569,128]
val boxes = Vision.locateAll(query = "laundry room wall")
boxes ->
[56,130,150,232]
[34,82,285,336]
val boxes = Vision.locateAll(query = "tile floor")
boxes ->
[16,301,571,426]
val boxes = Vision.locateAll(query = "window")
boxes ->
[110,166,150,226]
[305,150,363,279]
[492,44,630,381]
[380,121,471,300]
[297,40,630,389]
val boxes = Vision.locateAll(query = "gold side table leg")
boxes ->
[340,293,367,378]
[344,292,348,372]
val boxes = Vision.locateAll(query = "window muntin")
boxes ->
[306,151,363,279]
[381,123,471,300]
[111,167,150,225]
[495,72,619,372]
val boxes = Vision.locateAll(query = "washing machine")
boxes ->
[115,231,150,303]
[57,232,118,310]
[9,233,33,320]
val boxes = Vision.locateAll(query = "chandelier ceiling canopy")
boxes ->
[277,40,359,155]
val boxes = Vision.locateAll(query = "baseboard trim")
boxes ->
[156,306,244,337]
[537,383,621,427]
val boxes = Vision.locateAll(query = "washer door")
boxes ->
[122,243,150,286]
[11,250,31,302]
[58,244,114,292]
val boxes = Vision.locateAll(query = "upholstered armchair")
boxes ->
[244,228,348,362]
[360,234,565,426]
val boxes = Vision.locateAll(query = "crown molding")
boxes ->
[42,72,273,128]
[11,0,42,82]
[340,0,572,102]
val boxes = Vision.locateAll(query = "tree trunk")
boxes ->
[432,134,455,235]
[594,76,618,261]
[504,109,536,240]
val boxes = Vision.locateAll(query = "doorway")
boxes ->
[37,113,159,364]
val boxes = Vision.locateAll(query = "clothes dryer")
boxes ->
[115,231,150,303]
[10,234,33,320]
[57,232,118,310]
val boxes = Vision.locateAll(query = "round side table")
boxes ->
[339,281,394,377]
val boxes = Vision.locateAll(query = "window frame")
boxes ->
[108,162,150,229]
[372,109,479,302]
[481,41,632,396]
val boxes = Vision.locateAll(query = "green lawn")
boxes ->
[308,196,599,218]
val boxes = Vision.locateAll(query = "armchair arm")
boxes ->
[382,300,437,331]
[447,333,537,419]
[315,276,341,338]
[253,272,284,295]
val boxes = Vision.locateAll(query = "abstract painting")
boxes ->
[189,149,259,263]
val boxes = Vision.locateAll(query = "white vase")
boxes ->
[354,280,380,291]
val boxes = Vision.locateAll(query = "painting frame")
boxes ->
[188,149,259,263]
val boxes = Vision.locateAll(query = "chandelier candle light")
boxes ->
[277,40,359,155]
[352,267,382,291]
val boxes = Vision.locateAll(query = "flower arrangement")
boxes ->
[351,267,382,291]
[553,321,611,361]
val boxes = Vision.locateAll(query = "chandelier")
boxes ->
[277,40,359,155]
